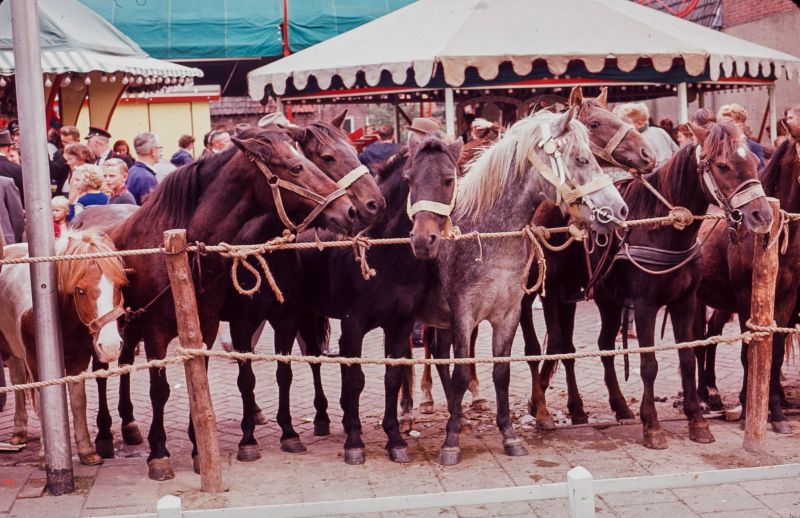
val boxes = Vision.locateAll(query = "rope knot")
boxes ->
[668,206,693,230]
[218,239,287,303]
[521,225,547,297]
[352,233,377,280]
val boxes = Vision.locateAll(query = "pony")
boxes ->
[99,128,358,481]
[592,121,772,449]
[418,108,627,465]
[695,135,800,433]
[0,230,127,466]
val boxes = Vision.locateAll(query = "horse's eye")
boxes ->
[321,155,335,163]
[290,165,304,174]
[444,178,455,187]
[577,156,590,166]
[589,121,600,129]
[76,288,85,296]
[715,163,728,171]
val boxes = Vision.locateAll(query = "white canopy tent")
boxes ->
[248,0,800,138]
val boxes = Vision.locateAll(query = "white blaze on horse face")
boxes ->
[94,274,121,363]
[737,146,748,158]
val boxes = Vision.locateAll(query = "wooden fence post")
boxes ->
[743,197,781,453]
[163,229,224,492]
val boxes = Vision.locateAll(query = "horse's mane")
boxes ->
[301,121,352,154]
[56,230,127,299]
[760,138,797,196]
[456,111,589,220]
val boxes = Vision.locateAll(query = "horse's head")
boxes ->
[569,86,655,173]
[534,108,629,233]
[57,231,128,363]
[231,129,358,235]
[405,133,462,259]
[282,111,385,232]
[690,122,772,233]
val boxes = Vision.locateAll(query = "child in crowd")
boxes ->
[52,196,69,238]
[68,164,109,221]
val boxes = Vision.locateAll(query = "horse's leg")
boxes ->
[231,317,265,462]
[296,313,332,437]
[247,319,269,425]
[143,330,174,481]
[382,321,414,463]
[492,316,528,457]
[558,300,587,424]
[419,326,435,414]
[636,302,667,449]
[521,295,554,430]
[704,310,729,411]
[266,317,305,454]
[68,380,103,465]
[670,300,714,444]
[767,301,794,433]
[339,320,367,464]
[467,328,487,410]
[90,355,115,459]
[596,295,635,419]
[8,357,28,445]
[117,326,144,447]
[438,316,474,466]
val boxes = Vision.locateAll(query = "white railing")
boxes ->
[108,463,800,518]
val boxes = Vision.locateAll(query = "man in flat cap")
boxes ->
[87,127,133,167]
[0,129,23,204]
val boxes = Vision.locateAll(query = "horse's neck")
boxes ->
[375,176,412,238]
[187,174,261,244]
[458,168,541,232]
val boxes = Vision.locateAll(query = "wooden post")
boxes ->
[163,229,224,492]
[743,197,781,452]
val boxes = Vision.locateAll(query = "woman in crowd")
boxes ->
[67,164,108,221]
[62,143,95,196]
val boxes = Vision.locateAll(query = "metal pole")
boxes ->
[393,99,401,140]
[10,0,74,495]
[698,91,705,109]
[444,87,455,137]
[677,82,689,123]
[768,85,777,145]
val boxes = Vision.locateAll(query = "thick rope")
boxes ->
[217,232,294,302]
[351,233,376,280]
[522,226,548,296]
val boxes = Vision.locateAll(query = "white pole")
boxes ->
[10,0,75,495]
[444,87,455,137]
[568,466,596,518]
[768,85,777,145]
[677,82,689,123]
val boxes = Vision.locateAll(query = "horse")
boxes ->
[591,121,772,449]
[289,132,462,465]
[99,128,358,481]
[418,108,627,465]
[214,117,385,463]
[0,230,127,466]
[695,135,800,433]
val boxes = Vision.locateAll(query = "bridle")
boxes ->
[74,290,126,340]
[405,147,459,237]
[589,122,636,171]
[695,144,765,226]
[527,123,622,227]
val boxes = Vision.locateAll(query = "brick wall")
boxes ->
[722,0,797,27]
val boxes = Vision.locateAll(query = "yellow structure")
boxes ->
[75,85,218,159]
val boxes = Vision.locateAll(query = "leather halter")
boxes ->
[405,147,459,237]
[589,123,636,171]
[250,154,348,234]
[695,144,765,224]
[336,164,370,190]
[75,296,126,339]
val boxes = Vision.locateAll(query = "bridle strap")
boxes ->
[406,168,458,237]
[336,165,370,189]
[696,145,765,219]
[76,300,126,336]
[589,123,635,170]
[526,147,612,207]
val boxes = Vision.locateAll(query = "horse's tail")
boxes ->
[296,309,332,356]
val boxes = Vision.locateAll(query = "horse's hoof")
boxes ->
[95,438,115,459]
[237,444,262,462]
[147,458,175,481]
[419,400,434,415]
[388,447,411,464]
[192,455,201,474]
[536,416,557,431]
[122,422,143,445]
[615,407,636,421]
[707,395,724,412]
[739,418,746,431]
[503,439,529,457]
[400,417,414,434]
[459,417,474,434]
[314,421,331,437]
[344,448,365,465]
[570,413,589,425]
[689,425,715,444]
[771,420,792,434]
[643,429,668,450]
[252,410,268,426]
[471,398,490,412]
[79,452,104,466]
[9,432,27,445]
[438,447,461,466]
[280,437,307,454]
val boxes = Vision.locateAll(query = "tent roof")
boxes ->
[0,0,201,79]
[248,0,800,100]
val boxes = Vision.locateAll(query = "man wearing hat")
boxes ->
[0,129,23,204]
[458,117,500,175]
[357,124,401,175]
[87,127,133,167]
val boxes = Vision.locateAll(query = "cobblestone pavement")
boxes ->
[2,302,800,517]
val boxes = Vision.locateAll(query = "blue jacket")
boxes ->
[170,149,193,168]
[127,161,158,205]
[747,139,766,172]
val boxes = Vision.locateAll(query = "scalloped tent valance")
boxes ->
[248,0,800,100]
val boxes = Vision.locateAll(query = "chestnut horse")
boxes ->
[695,135,800,433]
[103,129,357,480]
[592,122,772,449]
[0,231,127,465]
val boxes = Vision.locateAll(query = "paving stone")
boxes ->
[672,484,764,514]
[0,467,32,513]
[9,494,84,518]
[609,500,700,517]
[754,491,800,515]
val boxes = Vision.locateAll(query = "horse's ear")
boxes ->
[595,87,608,108]
[231,137,271,159]
[569,86,583,107]
[552,105,577,137]
[688,122,709,145]
[331,110,349,129]
[283,125,308,144]
[446,139,463,165]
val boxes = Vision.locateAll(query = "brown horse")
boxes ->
[593,122,772,449]
[695,134,800,433]
[0,231,127,465]
[106,128,358,481]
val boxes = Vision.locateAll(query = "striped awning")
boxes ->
[0,49,201,78]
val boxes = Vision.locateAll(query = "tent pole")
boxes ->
[10,0,75,495]
[677,82,688,124]
[444,88,455,137]
[393,99,401,139]
[768,85,777,145]
[698,91,705,109]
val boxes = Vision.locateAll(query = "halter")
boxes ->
[527,124,619,226]
[695,145,765,225]
[250,154,348,234]
[589,122,636,171]
[336,164,370,190]
[405,146,459,237]
[75,294,126,339]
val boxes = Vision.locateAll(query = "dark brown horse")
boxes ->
[593,122,772,449]
[695,134,800,433]
[103,128,358,480]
